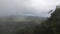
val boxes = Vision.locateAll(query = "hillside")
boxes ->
[15,6,60,34]
[33,5,60,34]
[0,15,47,34]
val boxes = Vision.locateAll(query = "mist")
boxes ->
[0,0,60,34]
[0,0,60,17]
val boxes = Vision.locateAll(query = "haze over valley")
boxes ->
[0,0,60,34]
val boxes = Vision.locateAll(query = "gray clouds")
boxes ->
[0,0,60,17]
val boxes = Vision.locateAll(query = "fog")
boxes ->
[0,0,60,17]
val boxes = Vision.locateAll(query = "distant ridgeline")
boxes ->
[0,15,47,22]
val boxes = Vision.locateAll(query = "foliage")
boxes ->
[16,5,60,34]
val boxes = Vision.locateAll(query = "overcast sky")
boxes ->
[0,0,60,17]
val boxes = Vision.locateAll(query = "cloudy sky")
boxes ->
[0,0,60,17]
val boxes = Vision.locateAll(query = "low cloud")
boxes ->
[0,0,60,17]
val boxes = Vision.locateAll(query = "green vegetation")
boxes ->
[33,5,60,34]
[0,15,46,34]
[0,5,60,34]
[16,5,60,34]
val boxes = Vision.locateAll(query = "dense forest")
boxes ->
[0,0,60,34]
[0,5,60,34]
[16,5,60,34]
